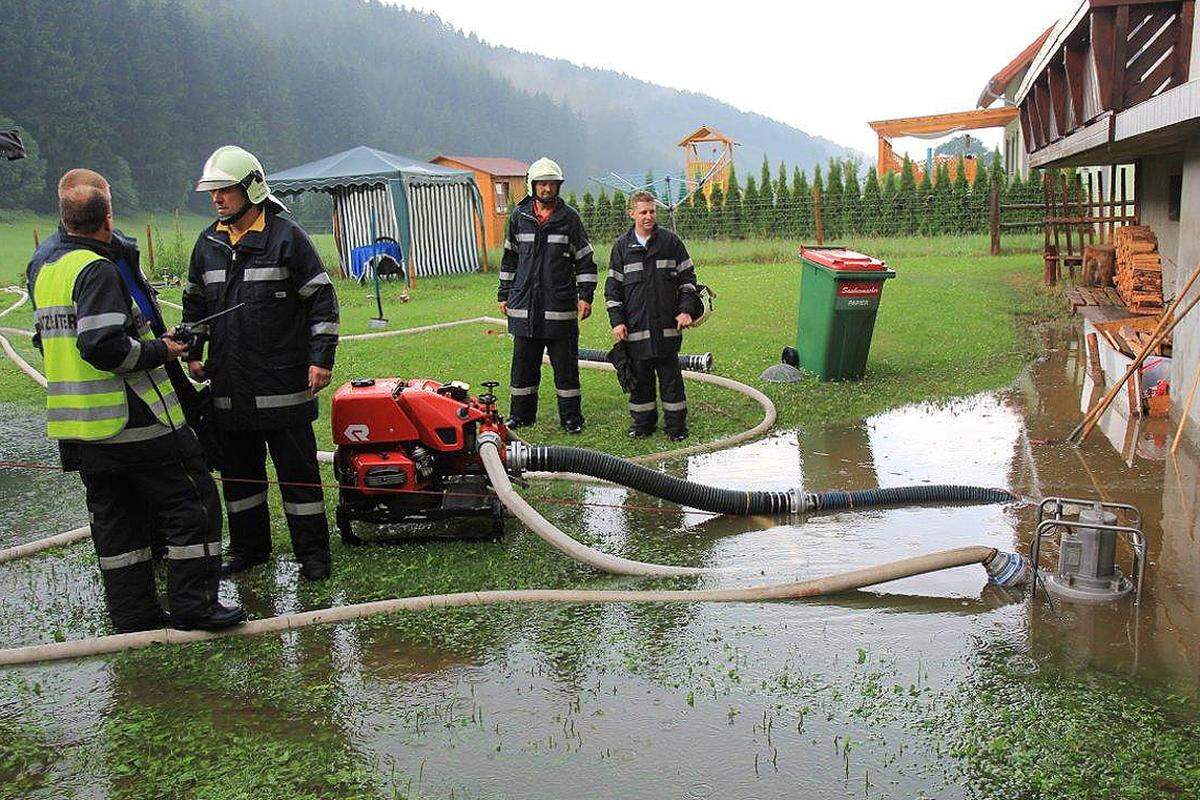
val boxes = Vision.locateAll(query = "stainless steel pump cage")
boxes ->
[1030,497,1146,604]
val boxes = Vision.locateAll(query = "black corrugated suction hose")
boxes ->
[523,445,794,514]
[800,485,1015,512]
[519,445,1015,515]
[577,348,714,374]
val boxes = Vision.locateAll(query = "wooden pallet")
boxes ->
[1066,285,1122,311]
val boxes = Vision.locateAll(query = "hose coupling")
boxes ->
[680,352,715,373]
[505,441,531,472]
[791,489,819,514]
[477,430,503,452]
[982,549,1030,587]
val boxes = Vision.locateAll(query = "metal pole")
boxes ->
[665,174,677,230]
[369,210,386,327]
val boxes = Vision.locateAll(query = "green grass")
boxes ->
[8,228,1196,800]
[928,643,1200,798]
[101,694,381,800]
[0,210,214,284]
[0,718,55,799]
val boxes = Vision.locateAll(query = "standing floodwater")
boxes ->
[0,402,87,548]
[1,331,1198,799]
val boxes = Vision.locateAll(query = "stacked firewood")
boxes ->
[1114,226,1164,315]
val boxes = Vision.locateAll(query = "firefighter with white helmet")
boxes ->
[498,157,596,433]
[185,145,340,581]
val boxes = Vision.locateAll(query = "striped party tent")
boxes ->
[270,145,486,279]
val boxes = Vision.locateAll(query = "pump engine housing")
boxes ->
[331,378,510,544]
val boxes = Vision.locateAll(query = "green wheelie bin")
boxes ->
[795,248,895,381]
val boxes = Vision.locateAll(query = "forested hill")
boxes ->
[0,0,854,212]
[478,48,853,183]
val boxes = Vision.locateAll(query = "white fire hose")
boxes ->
[0,289,1025,666]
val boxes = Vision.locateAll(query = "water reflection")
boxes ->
[0,402,87,549]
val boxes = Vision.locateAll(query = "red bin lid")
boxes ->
[801,248,887,271]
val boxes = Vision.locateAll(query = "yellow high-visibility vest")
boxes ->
[33,249,184,441]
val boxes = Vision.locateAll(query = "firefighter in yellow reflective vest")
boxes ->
[27,173,245,633]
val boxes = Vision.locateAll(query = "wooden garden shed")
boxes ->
[430,155,529,250]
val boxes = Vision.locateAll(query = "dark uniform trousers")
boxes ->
[219,424,330,568]
[629,355,688,435]
[510,334,583,425]
[80,453,222,632]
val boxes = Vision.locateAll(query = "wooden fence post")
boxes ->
[1043,172,1058,286]
[813,182,824,246]
[989,182,1000,256]
[145,224,156,272]
[1060,172,1074,280]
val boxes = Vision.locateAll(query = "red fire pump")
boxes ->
[331,378,511,544]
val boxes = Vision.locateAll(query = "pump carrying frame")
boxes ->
[1029,497,1146,604]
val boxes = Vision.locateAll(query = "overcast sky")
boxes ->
[408,0,1074,158]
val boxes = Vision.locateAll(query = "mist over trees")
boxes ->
[1,0,856,213]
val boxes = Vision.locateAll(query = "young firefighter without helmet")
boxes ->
[195,145,286,223]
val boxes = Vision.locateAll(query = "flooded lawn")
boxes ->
[2,327,1198,799]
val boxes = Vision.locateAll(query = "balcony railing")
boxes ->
[1019,0,1194,152]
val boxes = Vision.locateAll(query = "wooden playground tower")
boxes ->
[868,106,1018,183]
[678,125,736,197]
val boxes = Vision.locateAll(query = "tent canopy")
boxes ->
[268,145,486,280]
[270,145,475,193]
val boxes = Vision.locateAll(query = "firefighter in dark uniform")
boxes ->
[185,146,340,581]
[498,157,596,433]
[28,170,243,632]
[606,191,700,441]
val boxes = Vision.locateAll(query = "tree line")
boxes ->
[0,0,592,214]
[567,152,1050,242]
